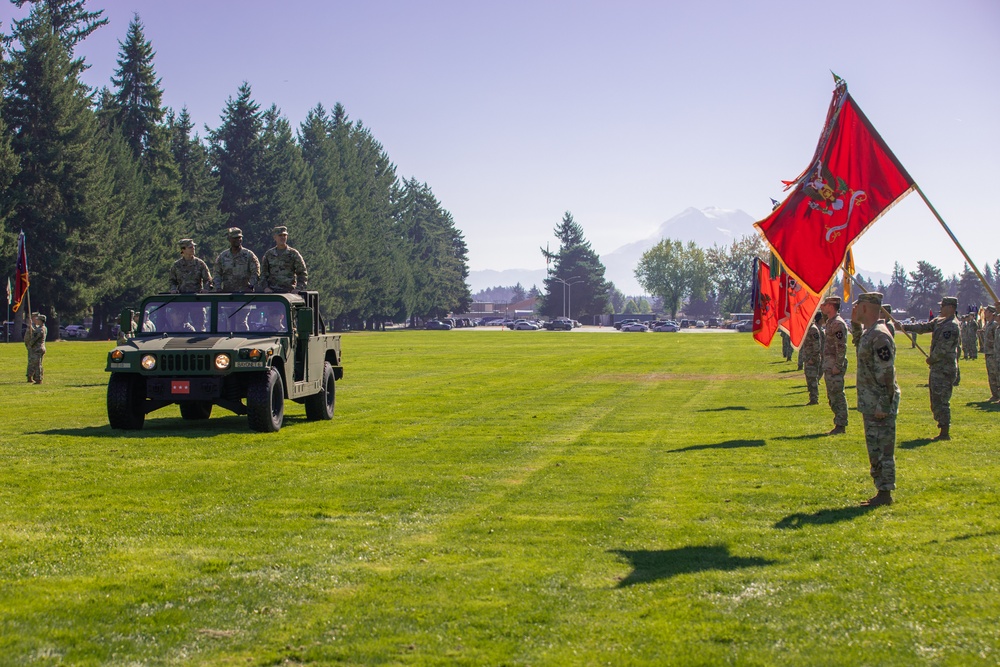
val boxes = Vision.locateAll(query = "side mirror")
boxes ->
[296,308,313,339]
[120,308,136,334]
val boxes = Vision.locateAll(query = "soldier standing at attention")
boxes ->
[260,226,308,293]
[214,227,260,292]
[25,312,47,384]
[984,305,999,403]
[801,312,824,405]
[901,297,961,440]
[821,296,849,435]
[169,239,212,293]
[853,292,899,507]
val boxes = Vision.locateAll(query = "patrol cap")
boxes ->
[31,312,46,322]
[227,227,243,239]
[940,296,958,307]
[823,296,842,307]
[987,305,997,314]
[882,303,892,313]
[179,238,195,248]
[271,225,288,235]
[855,292,883,307]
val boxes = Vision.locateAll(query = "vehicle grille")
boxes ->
[160,353,213,372]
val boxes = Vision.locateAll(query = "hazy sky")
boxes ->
[3,0,998,279]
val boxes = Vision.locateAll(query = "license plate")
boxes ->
[171,381,190,394]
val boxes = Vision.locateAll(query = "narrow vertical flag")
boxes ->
[5,277,10,305]
[12,231,29,313]
[752,257,781,347]
[754,78,915,294]
[842,249,855,302]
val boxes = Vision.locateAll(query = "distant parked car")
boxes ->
[64,324,89,339]
[620,322,648,332]
[708,318,720,328]
[680,319,691,328]
[512,319,539,330]
[695,320,706,328]
[736,320,753,332]
[425,320,452,330]
[653,322,679,332]
[543,318,573,330]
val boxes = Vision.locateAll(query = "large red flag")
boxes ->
[777,273,821,349]
[755,79,915,294]
[12,231,28,313]
[752,258,781,347]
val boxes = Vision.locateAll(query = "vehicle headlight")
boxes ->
[215,354,231,370]
[141,354,156,370]
[110,349,124,361]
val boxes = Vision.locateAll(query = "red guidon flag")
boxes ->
[12,231,29,313]
[755,78,915,294]
[752,257,781,347]
[777,272,821,349]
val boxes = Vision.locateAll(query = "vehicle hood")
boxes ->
[120,335,284,352]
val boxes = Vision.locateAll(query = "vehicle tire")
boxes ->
[180,401,213,420]
[107,373,146,430]
[247,368,284,432]
[304,361,335,421]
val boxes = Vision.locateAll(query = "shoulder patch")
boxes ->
[876,345,893,362]
[944,330,951,339]
[835,331,843,340]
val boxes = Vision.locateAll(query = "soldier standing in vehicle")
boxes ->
[821,296,849,435]
[169,239,213,293]
[214,227,260,292]
[260,226,307,293]
[25,312,47,384]
[900,296,961,441]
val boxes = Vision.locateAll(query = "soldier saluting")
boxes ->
[260,225,307,293]
[214,227,260,292]
[900,296,961,441]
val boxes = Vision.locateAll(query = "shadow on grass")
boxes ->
[772,432,831,441]
[696,406,749,412]
[965,400,1000,412]
[900,437,935,450]
[774,504,876,529]
[667,439,765,453]
[609,545,776,587]
[33,413,309,438]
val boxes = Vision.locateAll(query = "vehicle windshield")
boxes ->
[142,301,211,334]
[139,299,290,335]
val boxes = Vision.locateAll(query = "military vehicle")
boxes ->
[106,291,343,432]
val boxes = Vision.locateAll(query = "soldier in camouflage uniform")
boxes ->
[984,305,999,403]
[901,296,961,440]
[214,227,260,292]
[853,292,899,507]
[260,226,308,293]
[780,330,793,361]
[801,312,824,405]
[168,239,213,293]
[821,296,849,435]
[961,315,978,360]
[25,312,47,384]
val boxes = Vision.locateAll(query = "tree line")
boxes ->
[0,1,471,337]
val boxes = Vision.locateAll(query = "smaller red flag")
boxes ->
[12,232,29,313]
[778,273,822,348]
[752,258,781,347]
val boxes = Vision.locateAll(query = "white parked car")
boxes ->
[512,320,540,330]
[63,325,89,339]
[620,322,648,332]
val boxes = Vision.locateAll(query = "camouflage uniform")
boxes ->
[823,314,849,428]
[780,330,793,361]
[801,319,824,404]
[985,314,999,401]
[25,317,47,383]
[169,257,212,293]
[260,246,307,292]
[962,317,978,360]
[214,247,260,292]
[902,313,960,431]
[857,319,900,492]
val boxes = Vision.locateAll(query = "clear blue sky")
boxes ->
[3,0,998,280]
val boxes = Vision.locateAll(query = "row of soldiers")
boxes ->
[796,293,1000,506]
[168,226,308,294]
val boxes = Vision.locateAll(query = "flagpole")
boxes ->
[846,272,928,357]
[915,184,999,304]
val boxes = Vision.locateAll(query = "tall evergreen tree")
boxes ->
[539,212,609,320]
[2,6,114,331]
[883,262,909,312]
[168,107,227,259]
[907,260,945,318]
[10,0,107,52]
[956,263,987,311]
[108,14,162,161]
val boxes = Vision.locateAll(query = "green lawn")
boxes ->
[1,330,998,665]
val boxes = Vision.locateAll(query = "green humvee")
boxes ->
[106,291,343,432]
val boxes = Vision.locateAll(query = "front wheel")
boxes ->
[304,361,335,420]
[247,368,285,432]
[108,373,146,430]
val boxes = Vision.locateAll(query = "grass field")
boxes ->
[1,329,998,666]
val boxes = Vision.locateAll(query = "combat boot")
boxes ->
[807,398,819,405]
[861,490,893,507]
[934,426,950,441]
[826,425,846,435]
